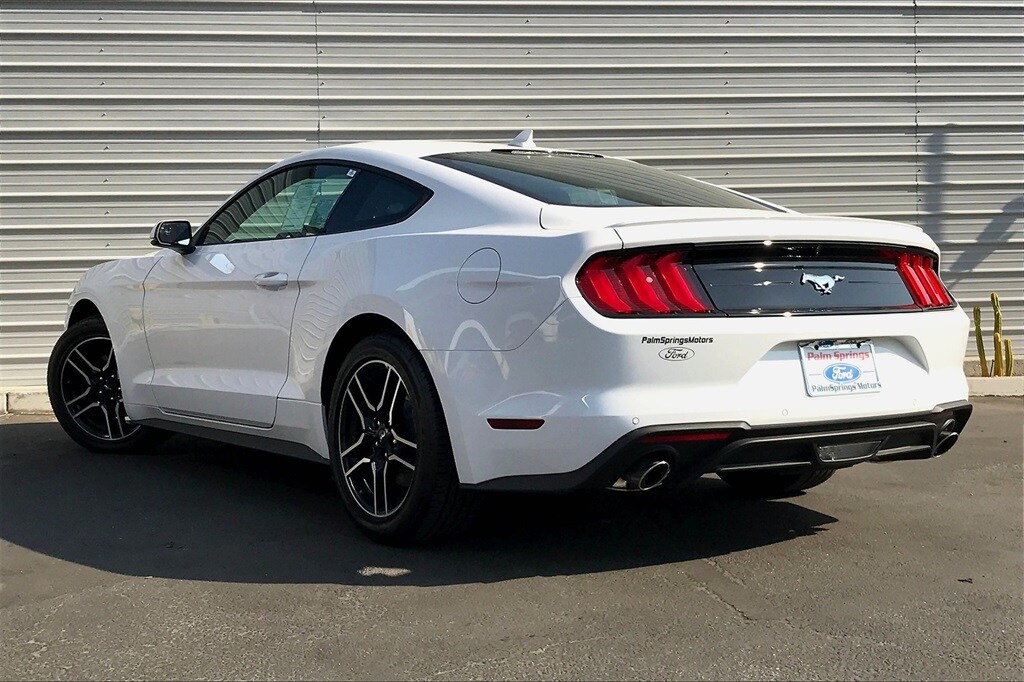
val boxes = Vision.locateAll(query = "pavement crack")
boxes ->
[682,558,778,623]
[691,582,757,622]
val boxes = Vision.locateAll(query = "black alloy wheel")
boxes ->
[47,317,164,452]
[336,357,419,518]
[328,333,475,544]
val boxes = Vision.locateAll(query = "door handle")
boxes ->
[253,271,288,290]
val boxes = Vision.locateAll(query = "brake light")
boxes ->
[640,431,733,444]
[487,418,545,430]
[577,250,713,316]
[896,253,953,308]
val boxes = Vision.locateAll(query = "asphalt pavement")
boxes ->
[1,398,1021,680]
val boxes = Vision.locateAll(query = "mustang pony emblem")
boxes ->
[800,273,845,295]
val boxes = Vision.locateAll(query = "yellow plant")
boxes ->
[973,292,1014,377]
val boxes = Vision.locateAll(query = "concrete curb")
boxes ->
[967,376,1024,397]
[3,390,52,415]
[4,378,1021,416]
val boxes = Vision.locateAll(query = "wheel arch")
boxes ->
[67,298,104,327]
[315,310,471,484]
[319,312,413,407]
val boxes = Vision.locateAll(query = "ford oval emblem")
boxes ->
[823,363,861,383]
[659,346,694,361]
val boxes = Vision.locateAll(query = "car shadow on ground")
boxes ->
[0,421,836,587]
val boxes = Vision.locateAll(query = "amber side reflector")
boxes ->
[487,418,545,430]
[640,431,732,444]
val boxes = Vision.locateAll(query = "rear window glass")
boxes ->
[428,151,775,210]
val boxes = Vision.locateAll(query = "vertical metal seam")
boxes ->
[313,0,321,147]
[912,0,920,225]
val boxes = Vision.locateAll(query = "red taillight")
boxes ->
[487,418,545,430]
[640,431,733,444]
[577,250,713,316]
[896,252,953,308]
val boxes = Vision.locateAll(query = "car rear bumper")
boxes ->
[427,301,971,486]
[465,400,973,492]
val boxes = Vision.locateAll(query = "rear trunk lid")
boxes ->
[550,207,951,316]
[540,206,932,251]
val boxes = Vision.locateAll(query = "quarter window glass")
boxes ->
[327,171,429,233]
[201,165,355,245]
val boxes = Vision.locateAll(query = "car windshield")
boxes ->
[427,150,776,210]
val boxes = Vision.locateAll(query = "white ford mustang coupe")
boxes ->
[48,132,973,543]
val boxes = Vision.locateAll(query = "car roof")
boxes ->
[316,137,599,160]
[335,139,513,157]
[260,138,606,205]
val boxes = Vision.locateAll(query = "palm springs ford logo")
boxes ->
[659,347,695,361]
[823,363,862,383]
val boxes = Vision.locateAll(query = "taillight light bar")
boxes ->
[576,250,714,316]
[640,431,733,444]
[896,253,953,308]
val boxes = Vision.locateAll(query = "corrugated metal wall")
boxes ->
[2,1,1021,388]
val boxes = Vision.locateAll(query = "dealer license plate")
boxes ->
[799,342,882,397]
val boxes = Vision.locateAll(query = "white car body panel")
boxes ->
[67,257,159,408]
[144,238,315,427]
[60,139,971,488]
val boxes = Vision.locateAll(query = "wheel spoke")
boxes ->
[72,348,101,374]
[382,460,389,514]
[339,433,365,458]
[386,376,405,424]
[102,346,115,371]
[352,374,376,415]
[98,405,115,439]
[387,453,415,471]
[392,430,417,450]
[71,401,101,419]
[65,356,92,382]
[344,389,366,429]
[65,386,91,408]
[371,461,379,515]
[113,403,126,438]
[344,457,371,477]
[376,366,393,410]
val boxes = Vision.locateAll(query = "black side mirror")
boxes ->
[151,220,195,254]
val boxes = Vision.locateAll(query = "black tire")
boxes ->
[718,468,835,498]
[47,316,166,453]
[327,332,475,544]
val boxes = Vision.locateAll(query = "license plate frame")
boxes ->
[799,341,882,397]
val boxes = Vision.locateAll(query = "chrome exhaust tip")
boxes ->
[611,455,673,491]
[935,431,959,456]
[934,419,959,456]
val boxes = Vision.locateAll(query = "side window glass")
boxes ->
[201,165,356,245]
[327,170,429,233]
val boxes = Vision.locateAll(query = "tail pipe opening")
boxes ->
[610,450,674,491]
[934,418,960,456]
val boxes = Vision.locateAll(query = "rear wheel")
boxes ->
[718,469,835,497]
[47,317,165,453]
[327,333,474,544]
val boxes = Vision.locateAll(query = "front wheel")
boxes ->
[327,333,474,544]
[47,317,165,453]
[718,469,835,498]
